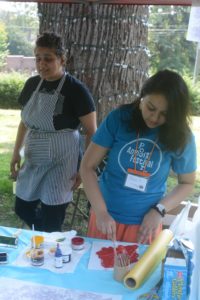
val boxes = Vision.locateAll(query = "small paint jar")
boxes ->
[61,246,72,263]
[71,237,85,250]
[31,235,44,249]
[31,248,44,266]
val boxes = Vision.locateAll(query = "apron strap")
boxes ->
[34,71,67,96]
[55,72,67,95]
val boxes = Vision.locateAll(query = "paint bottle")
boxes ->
[61,246,72,263]
[54,243,63,268]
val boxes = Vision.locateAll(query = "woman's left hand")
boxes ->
[71,172,82,190]
[137,209,163,244]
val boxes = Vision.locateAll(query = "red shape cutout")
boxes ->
[96,244,139,268]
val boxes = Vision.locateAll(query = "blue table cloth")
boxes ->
[0,226,161,300]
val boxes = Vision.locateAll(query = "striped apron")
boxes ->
[16,74,80,205]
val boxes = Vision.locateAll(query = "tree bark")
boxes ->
[38,3,148,123]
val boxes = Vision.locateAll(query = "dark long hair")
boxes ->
[35,32,65,57]
[123,69,191,152]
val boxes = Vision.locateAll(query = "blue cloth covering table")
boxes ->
[0,226,161,300]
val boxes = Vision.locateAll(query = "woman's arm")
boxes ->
[71,111,97,190]
[10,120,27,179]
[80,142,117,240]
[79,111,97,148]
[159,172,196,211]
[138,171,196,244]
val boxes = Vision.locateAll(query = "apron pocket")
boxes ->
[25,137,51,165]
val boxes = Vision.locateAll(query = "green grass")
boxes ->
[0,109,199,233]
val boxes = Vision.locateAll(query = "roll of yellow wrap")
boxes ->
[124,229,173,290]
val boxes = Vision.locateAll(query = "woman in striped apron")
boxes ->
[10,32,96,232]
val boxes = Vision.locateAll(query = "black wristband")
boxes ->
[152,205,166,217]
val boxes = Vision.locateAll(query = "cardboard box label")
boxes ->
[162,255,188,300]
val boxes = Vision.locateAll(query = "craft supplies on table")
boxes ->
[71,236,85,250]
[30,248,44,266]
[124,229,173,290]
[62,246,72,263]
[12,230,91,274]
[113,253,131,282]
[162,246,188,300]
[0,252,8,264]
[0,226,165,300]
[31,235,44,249]
[0,235,18,248]
[88,240,139,271]
[54,243,63,268]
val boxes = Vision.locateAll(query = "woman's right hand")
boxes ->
[10,152,21,180]
[10,120,27,180]
[96,211,116,241]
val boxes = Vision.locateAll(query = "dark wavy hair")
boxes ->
[35,32,65,57]
[123,69,191,152]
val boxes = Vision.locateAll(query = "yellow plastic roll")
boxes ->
[124,229,173,290]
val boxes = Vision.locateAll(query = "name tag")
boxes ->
[124,173,148,192]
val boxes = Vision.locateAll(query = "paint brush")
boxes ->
[113,239,117,258]
[32,224,36,249]
[117,253,131,267]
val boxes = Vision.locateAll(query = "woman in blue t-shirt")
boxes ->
[80,69,197,244]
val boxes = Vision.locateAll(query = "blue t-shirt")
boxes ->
[92,107,197,225]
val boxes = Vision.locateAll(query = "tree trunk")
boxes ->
[38,3,149,124]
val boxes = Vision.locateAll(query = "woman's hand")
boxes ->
[137,209,163,244]
[10,152,21,180]
[96,211,116,241]
[10,120,27,180]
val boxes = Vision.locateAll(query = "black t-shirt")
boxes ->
[18,73,95,130]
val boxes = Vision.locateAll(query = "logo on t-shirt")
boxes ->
[118,138,162,176]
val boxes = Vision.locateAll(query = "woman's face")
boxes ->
[139,94,168,128]
[34,47,65,81]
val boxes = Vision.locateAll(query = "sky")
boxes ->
[0,1,18,11]
[0,1,37,12]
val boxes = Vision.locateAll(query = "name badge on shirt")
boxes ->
[124,169,149,192]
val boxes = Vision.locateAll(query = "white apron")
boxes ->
[16,74,80,205]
